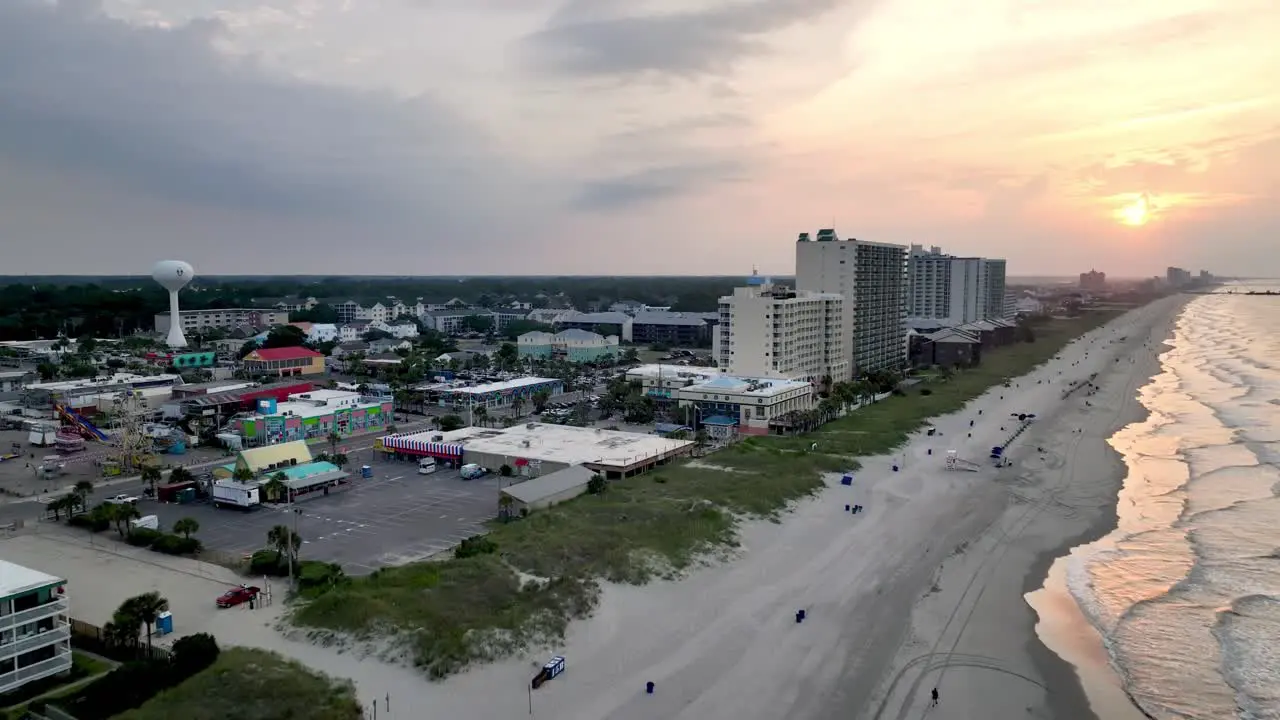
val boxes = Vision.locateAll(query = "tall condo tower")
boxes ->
[152,260,194,348]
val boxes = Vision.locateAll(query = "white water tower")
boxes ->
[152,260,195,348]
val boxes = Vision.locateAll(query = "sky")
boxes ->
[1,0,1277,278]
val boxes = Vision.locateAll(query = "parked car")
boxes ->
[104,494,139,505]
[216,585,261,608]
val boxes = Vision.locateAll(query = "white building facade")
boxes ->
[907,245,1010,324]
[795,229,909,376]
[1,560,72,695]
[713,281,850,384]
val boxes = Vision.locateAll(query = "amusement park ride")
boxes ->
[49,389,187,477]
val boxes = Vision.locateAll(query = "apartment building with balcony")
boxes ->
[0,560,72,695]
[713,279,850,384]
[907,245,1010,325]
[796,229,909,375]
[154,308,290,336]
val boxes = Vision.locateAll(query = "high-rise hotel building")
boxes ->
[713,277,850,383]
[907,245,1010,324]
[795,229,909,375]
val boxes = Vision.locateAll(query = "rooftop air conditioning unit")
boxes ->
[522,440,531,448]
[432,434,443,442]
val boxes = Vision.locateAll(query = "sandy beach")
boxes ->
[0,298,1186,720]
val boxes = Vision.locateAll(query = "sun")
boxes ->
[1118,194,1152,226]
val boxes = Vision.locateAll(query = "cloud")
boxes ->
[574,158,747,211]
[0,0,554,227]
[524,0,859,78]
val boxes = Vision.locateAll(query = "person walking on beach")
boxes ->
[931,688,939,707]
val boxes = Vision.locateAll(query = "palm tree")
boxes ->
[260,471,288,504]
[47,495,69,521]
[474,406,489,428]
[122,592,169,652]
[172,517,199,539]
[103,615,139,652]
[232,466,256,484]
[330,453,348,471]
[327,431,340,456]
[510,396,524,419]
[268,524,301,565]
[497,494,514,522]
[73,479,94,506]
[168,465,195,485]
[140,465,162,496]
[108,502,140,538]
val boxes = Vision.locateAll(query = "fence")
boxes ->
[69,618,170,663]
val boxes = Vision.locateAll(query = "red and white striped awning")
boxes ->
[381,435,463,458]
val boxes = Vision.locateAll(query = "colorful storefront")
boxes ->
[239,401,392,446]
[380,432,465,464]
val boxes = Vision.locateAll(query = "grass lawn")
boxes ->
[291,309,1130,677]
[111,647,361,720]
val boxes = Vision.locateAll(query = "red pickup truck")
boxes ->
[216,585,261,608]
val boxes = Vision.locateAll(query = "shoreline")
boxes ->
[1024,305,1185,720]
[868,296,1187,720]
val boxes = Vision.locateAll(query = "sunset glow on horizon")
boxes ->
[1,0,1278,275]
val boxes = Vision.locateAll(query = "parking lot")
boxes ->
[150,464,502,574]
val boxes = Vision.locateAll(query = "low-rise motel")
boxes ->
[418,376,564,410]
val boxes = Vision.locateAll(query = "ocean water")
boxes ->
[1067,287,1280,720]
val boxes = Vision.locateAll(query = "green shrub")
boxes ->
[126,528,162,547]
[249,549,288,576]
[151,534,200,556]
[453,535,497,559]
[69,512,109,532]
[296,561,347,598]
[170,633,220,677]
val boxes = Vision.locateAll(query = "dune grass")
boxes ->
[111,647,362,720]
[289,308,1128,677]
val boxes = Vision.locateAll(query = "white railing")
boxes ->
[0,625,70,660]
[0,649,73,694]
[0,597,69,628]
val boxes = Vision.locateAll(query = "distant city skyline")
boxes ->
[1,0,1276,277]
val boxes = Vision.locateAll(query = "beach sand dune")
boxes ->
[0,298,1185,720]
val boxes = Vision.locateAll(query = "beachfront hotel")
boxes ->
[796,229,910,375]
[907,245,1011,325]
[0,560,72,695]
[713,276,851,383]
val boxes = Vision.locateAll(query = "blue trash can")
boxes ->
[361,465,373,478]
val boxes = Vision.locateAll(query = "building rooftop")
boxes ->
[501,465,596,505]
[626,364,721,382]
[556,311,630,325]
[683,375,810,397]
[0,559,64,597]
[26,372,182,392]
[287,389,361,404]
[438,377,560,395]
[245,347,324,361]
[630,311,709,327]
[463,423,694,468]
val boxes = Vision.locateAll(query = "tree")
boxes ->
[108,502,141,538]
[36,362,57,381]
[497,493,515,521]
[73,479,94,505]
[510,395,525,418]
[327,431,340,456]
[587,474,607,495]
[499,464,513,477]
[232,465,256,484]
[77,335,98,355]
[268,524,302,564]
[461,314,493,334]
[140,465,162,496]
[474,406,489,428]
[621,347,640,364]
[172,517,200,539]
[262,473,288,504]
[46,495,71,521]
[103,614,139,652]
[330,453,348,470]
[532,389,551,413]
[121,591,169,652]
[438,414,464,431]
[168,466,195,486]
[261,325,309,349]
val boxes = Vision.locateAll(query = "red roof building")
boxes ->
[242,346,325,378]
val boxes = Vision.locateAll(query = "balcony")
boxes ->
[0,649,73,695]
[0,625,70,660]
[0,597,69,628]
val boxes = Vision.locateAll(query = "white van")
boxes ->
[417,458,437,475]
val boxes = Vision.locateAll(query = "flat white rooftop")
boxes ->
[461,423,693,468]
[627,364,721,382]
[438,377,560,395]
[681,375,811,398]
[0,559,64,597]
[268,398,382,420]
[26,373,182,392]
[287,389,361,403]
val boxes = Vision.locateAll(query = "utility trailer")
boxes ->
[212,480,260,509]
